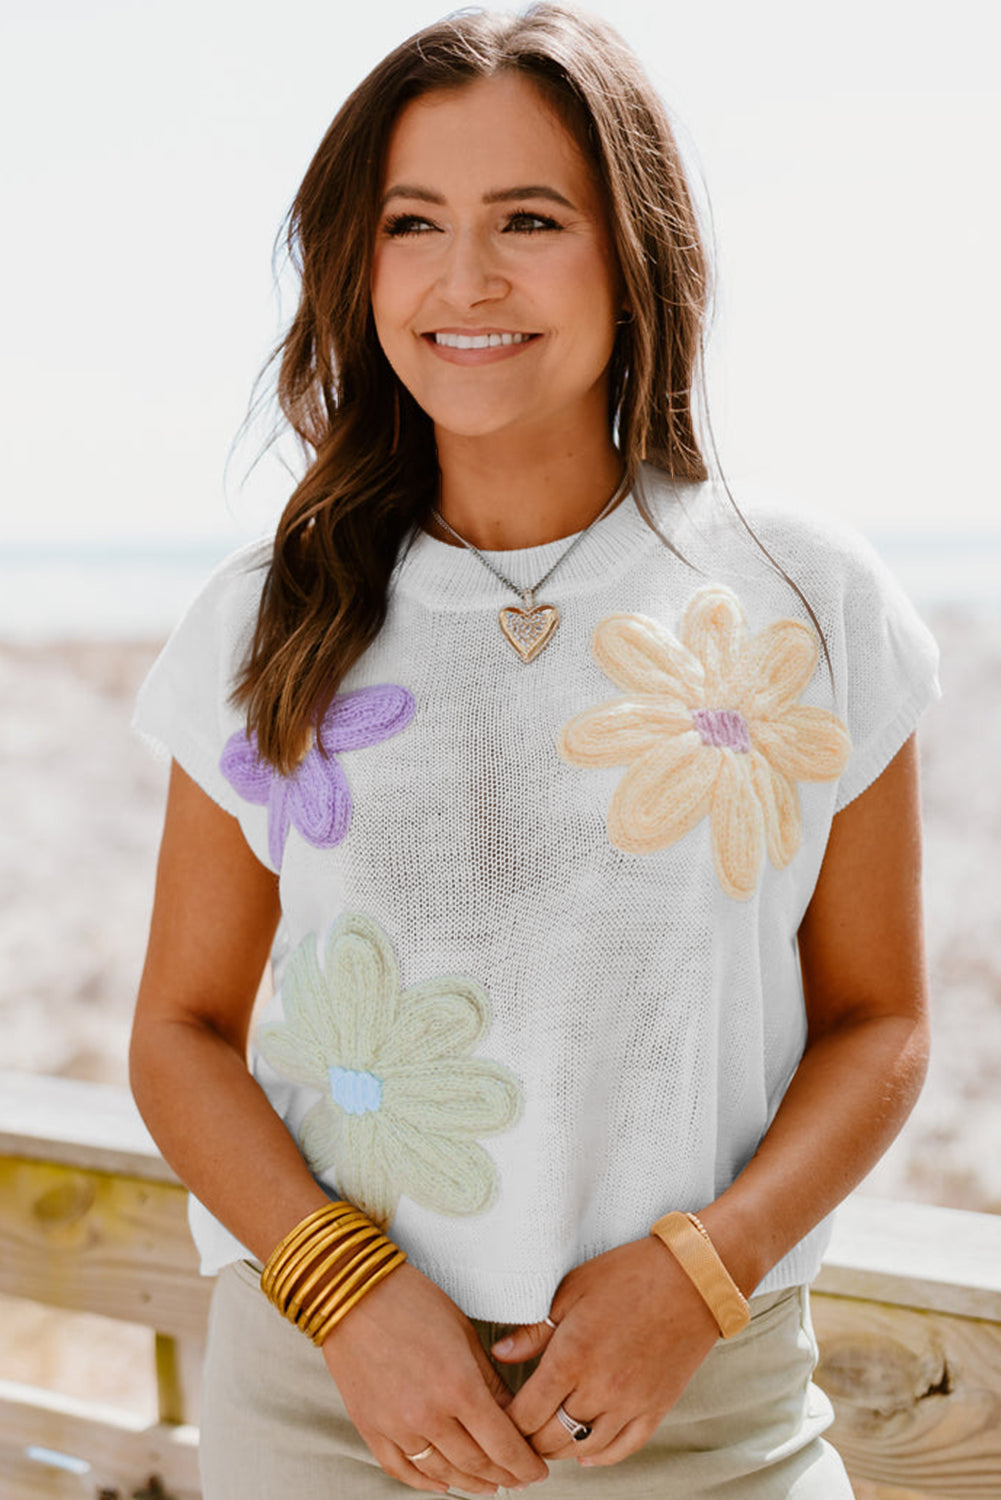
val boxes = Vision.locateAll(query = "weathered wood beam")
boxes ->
[0,1380,199,1500]
[5,1071,1001,1497]
[817,1198,1001,1323]
[0,1157,210,1340]
[812,1295,1001,1498]
[0,1071,173,1184]
[154,1335,204,1428]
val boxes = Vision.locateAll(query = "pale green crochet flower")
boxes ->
[256,913,523,1230]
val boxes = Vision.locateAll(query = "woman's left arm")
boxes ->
[499,735,930,1465]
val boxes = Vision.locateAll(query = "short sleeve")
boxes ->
[132,539,277,870]
[748,506,941,814]
[831,535,941,811]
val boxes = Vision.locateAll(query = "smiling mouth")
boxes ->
[427,332,539,350]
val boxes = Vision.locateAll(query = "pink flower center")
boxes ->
[693,708,751,754]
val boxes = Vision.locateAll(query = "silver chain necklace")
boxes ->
[430,474,628,662]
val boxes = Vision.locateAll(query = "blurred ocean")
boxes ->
[0,541,245,640]
[0,529,998,639]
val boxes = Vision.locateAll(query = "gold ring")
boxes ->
[406,1443,435,1463]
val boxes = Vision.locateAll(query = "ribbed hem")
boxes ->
[420,1261,562,1324]
[190,1194,835,1317]
[342,1220,833,1323]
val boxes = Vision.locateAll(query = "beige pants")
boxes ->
[199,1259,851,1498]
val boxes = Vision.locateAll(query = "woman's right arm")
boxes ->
[130,761,547,1497]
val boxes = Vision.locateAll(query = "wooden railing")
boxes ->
[0,1072,205,1500]
[2,1069,1000,1499]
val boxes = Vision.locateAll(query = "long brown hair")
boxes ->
[235,4,712,772]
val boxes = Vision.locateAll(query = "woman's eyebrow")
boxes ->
[381,185,445,208]
[483,185,576,209]
[380,183,577,210]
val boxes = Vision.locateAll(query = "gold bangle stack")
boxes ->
[650,1210,750,1339]
[261,1201,407,1345]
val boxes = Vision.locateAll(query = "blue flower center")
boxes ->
[328,1066,384,1116]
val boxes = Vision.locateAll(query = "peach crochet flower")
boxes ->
[558,586,851,900]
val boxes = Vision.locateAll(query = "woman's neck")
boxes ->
[433,428,625,552]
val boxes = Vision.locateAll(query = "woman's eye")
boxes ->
[383,214,437,237]
[505,211,561,234]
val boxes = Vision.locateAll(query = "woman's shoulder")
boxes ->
[132,536,277,861]
[639,466,913,617]
[154,536,274,662]
[134,536,273,726]
[732,494,937,670]
[189,536,274,613]
[730,490,883,581]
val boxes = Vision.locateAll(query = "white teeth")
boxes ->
[433,332,531,349]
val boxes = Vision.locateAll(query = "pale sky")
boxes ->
[1,0,998,545]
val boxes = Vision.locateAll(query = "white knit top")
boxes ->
[134,465,940,1319]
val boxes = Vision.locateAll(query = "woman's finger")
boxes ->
[321,1263,546,1490]
[424,1416,533,1491]
[529,1399,606,1460]
[457,1383,550,1489]
[374,1425,505,1497]
[505,1346,576,1439]
[371,1407,536,1495]
[363,1431,449,1494]
[576,1414,654,1469]
[406,1443,500,1496]
[491,1317,556,1364]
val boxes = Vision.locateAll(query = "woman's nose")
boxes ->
[435,229,508,306]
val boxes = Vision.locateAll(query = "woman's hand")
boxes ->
[321,1262,549,1495]
[493,1238,719,1468]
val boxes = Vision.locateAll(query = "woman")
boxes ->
[130,6,938,1496]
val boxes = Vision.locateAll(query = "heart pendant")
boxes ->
[499,604,559,662]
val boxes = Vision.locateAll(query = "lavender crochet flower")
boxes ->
[220,684,415,867]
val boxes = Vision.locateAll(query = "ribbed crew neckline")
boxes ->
[393,466,699,610]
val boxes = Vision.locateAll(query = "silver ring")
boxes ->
[556,1404,593,1442]
[406,1443,435,1462]
[544,1315,558,1330]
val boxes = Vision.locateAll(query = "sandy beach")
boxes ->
[1,607,998,1413]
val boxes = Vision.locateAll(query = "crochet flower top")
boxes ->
[133,466,940,1320]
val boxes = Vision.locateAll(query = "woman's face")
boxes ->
[370,72,623,447]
